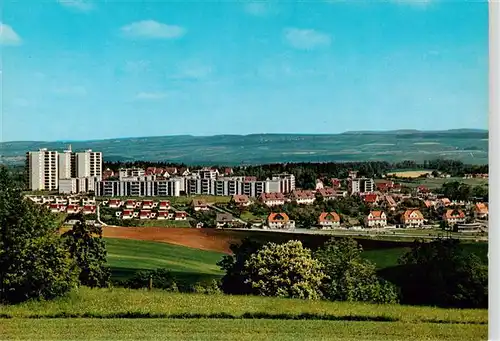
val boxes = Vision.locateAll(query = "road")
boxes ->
[224,227,487,241]
[96,203,108,226]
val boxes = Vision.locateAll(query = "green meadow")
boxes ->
[0,288,487,341]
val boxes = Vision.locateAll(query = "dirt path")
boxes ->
[102,226,238,254]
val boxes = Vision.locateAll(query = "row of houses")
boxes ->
[48,204,97,215]
[265,206,487,231]
[105,199,171,210]
[26,195,96,206]
[116,210,187,220]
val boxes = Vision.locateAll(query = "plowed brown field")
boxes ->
[102,226,237,254]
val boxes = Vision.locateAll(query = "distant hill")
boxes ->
[0,129,488,166]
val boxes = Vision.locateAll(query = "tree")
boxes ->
[396,238,487,308]
[63,214,111,288]
[314,238,399,304]
[217,238,263,295]
[242,240,326,299]
[0,166,78,304]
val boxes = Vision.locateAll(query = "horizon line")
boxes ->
[0,128,489,144]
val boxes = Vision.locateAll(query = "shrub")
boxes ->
[191,279,222,295]
[242,240,326,300]
[314,238,399,304]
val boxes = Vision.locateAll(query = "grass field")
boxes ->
[0,288,488,340]
[398,177,488,189]
[1,319,486,341]
[105,238,224,284]
[104,235,487,282]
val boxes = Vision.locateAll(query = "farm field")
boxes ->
[387,170,434,178]
[0,288,487,341]
[398,177,488,189]
[104,238,224,283]
[103,231,487,282]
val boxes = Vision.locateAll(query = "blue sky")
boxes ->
[1,0,489,141]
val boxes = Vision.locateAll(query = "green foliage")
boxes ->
[242,240,326,300]
[396,238,487,308]
[315,238,399,304]
[125,268,178,291]
[0,166,78,304]
[63,214,111,288]
[190,279,222,295]
[217,238,263,295]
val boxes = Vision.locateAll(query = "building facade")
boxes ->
[75,150,102,180]
[349,178,375,195]
[95,179,181,197]
[26,149,59,191]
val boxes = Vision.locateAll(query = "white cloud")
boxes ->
[135,92,170,100]
[0,23,22,46]
[121,20,185,40]
[284,28,331,50]
[53,86,87,96]
[244,2,269,16]
[57,0,94,12]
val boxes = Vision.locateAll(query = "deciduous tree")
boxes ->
[63,214,110,288]
[0,167,78,304]
[242,240,326,299]
[314,238,399,304]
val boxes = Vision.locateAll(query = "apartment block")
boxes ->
[75,150,102,180]
[59,177,98,194]
[349,178,375,194]
[95,179,181,197]
[271,173,296,193]
[26,149,59,191]
[58,146,76,179]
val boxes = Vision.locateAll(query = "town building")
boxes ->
[192,199,209,211]
[58,145,76,179]
[443,209,466,225]
[59,177,97,194]
[26,149,59,191]
[216,213,234,228]
[349,178,375,195]
[474,203,489,219]
[365,211,387,228]
[267,213,295,229]
[271,173,296,193]
[259,192,286,207]
[95,179,182,197]
[318,212,341,229]
[289,190,315,205]
[402,209,425,228]
[231,195,251,207]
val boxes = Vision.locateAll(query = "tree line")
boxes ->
[217,237,487,308]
